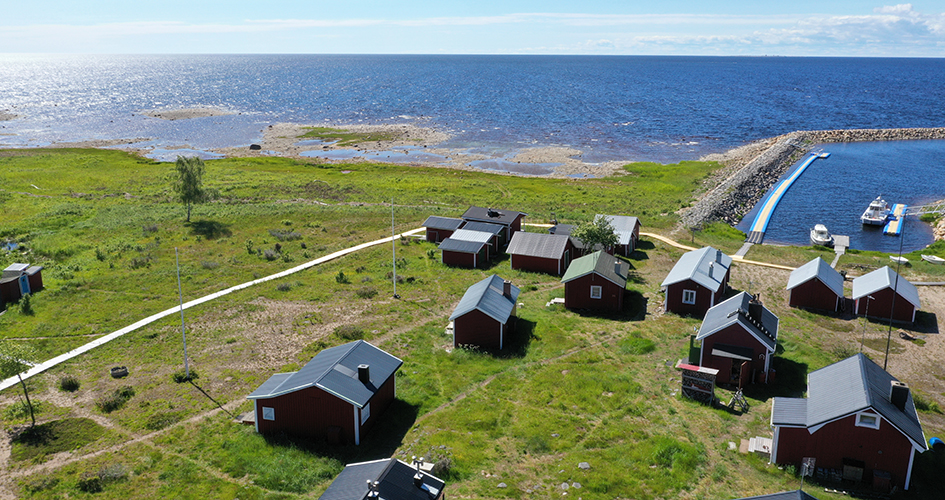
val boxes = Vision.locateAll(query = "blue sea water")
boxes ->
[1,54,944,250]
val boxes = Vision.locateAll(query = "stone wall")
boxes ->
[682,127,945,229]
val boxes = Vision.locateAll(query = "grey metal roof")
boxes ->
[851,266,921,308]
[506,232,570,259]
[737,491,820,500]
[561,250,629,287]
[462,206,526,225]
[449,274,520,323]
[696,292,779,352]
[660,246,732,292]
[771,397,808,427]
[772,354,927,450]
[318,458,445,500]
[459,221,504,236]
[597,214,640,246]
[549,224,574,236]
[25,266,42,275]
[786,257,845,297]
[247,340,402,408]
[1,263,29,280]
[449,229,494,244]
[422,216,464,231]
[438,238,486,254]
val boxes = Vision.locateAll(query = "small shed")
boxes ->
[461,206,526,242]
[771,354,927,491]
[0,263,43,304]
[422,216,464,243]
[561,250,629,312]
[459,220,507,248]
[246,340,402,445]
[506,232,575,276]
[597,214,642,255]
[438,229,495,268]
[696,292,778,386]
[786,257,845,312]
[318,458,445,500]
[661,246,732,317]
[852,266,920,324]
[450,275,520,350]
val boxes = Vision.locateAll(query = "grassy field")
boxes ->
[2,148,945,499]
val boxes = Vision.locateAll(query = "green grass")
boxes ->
[10,418,118,463]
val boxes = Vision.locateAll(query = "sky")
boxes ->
[2,1,945,56]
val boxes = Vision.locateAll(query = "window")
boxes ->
[855,412,880,430]
[590,285,602,299]
[361,403,371,424]
[682,289,697,305]
[262,406,275,421]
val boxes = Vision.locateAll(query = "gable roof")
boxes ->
[449,274,520,323]
[660,246,732,292]
[561,250,629,287]
[422,216,464,231]
[852,266,921,308]
[459,221,504,236]
[597,214,641,246]
[461,206,526,226]
[696,292,779,352]
[786,257,845,297]
[506,232,570,259]
[771,354,927,450]
[247,340,402,408]
[1,263,29,280]
[438,238,487,254]
[318,458,445,500]
[449,229,494,244]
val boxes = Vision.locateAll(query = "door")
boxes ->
[18,275,30,295]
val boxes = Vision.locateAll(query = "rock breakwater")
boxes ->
[683,127,945,229]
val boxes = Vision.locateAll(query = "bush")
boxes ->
[263,249,279,261]
[356,287,378,299]
[201,260,219,270]
[96,386,135,413]
[172,369,198,383]
[276,283,292,292]
[77,473,103,493]
[335,271,350,284]
[269,229,302,241]
[913,391,942,413]
[59,375,81,392]
[334,325,364,340]
[77,464,128,493]
[19,293,33,315]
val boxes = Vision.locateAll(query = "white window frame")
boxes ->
[262,406,275,421]
[855,411,880,430]
[590,285,602,299]
[682,289,697,305]
[361,402,371,424]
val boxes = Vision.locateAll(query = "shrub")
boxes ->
[427,248,437,259]
[77,472,103,493]
[77,464,128,493]
[269,229,302,241]
[172,369,198,383]
[96,386,135,413]
[336,271,350,284]
[129,256,152,269]
[24,477,59,493]
[201,260,219,270]
[19,293,33,315]
[276,283,292,292]
[913,392,942,413]
[142,224,159,234]
[334,325,364,340]
[145,411,183,431]
[356,287,378,299]
[245,239,254,255]
[59,375,81,392]
[263,249,279,261]
[95,247,107,261]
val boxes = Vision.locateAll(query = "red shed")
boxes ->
[506,232,574,276]
[786,257,845,312]
[1,263,43,304]
[597,214,641,256]
[450,275,520,350]
[439,229,495,269]
[461,206,526,242]
[696,292,778,386]
[246,340,402,445]
[561,250,629,312]
[771,354,927,491]
[852,266,920,324]
[422,216,464,243]
[661,246,732,317]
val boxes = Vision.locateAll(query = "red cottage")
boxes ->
[461,206,526,242]
[696,292,778,386]
[561,250,629,312]
[661,246,732,317]
[438,229,495,269]
[0,263,44,304]
[786,257,845,313]
[597,214,642,256]
[450,275,520,350]
[506,232,575,276]
[319,458,446,500]
[422,216,464,243]
[246,340,402,445]
[771,354,927,491]
[852,266,920,324]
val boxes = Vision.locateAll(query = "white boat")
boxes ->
[890,255,910,264]
[810,224,834,247]
[861,196,890,225]
[921,254,945,265]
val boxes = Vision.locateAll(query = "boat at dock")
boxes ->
[861,196,891,225]
[810,224,834,247]
[922,254,945,265]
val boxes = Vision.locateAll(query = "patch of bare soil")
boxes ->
[140,107,235,121]
[0,112,17,122]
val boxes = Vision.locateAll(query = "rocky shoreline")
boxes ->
[683,127,945,233]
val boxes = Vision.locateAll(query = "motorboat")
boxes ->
[810,224,834,247]
[861,196,890,225]
[921,254,945,265]
[890,255,910,264]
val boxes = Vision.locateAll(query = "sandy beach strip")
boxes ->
[140,107,235,120]
[0,111,18,121]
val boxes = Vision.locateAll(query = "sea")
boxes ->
[1,54,944,251]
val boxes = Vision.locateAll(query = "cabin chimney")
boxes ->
[412,456,425,488]
[358,364,370,384]
[614,261,621,275]
[367,480,380,498]
[503,280,512,298]
[890,381,910,411]
[748,294,763,323]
